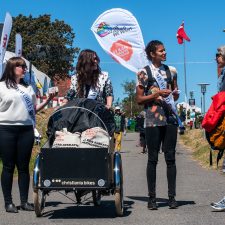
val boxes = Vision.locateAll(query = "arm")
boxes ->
[63,75,77,104]
[136,85,171,105]
[171,74,179,101]
[104,76,114,108]
[106,96,113,109]
[35,92,57,113]
[136,71,171,105]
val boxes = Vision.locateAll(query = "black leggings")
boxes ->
[0,125,34,205]
[145,125,177,198]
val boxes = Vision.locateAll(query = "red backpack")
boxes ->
[202,91,225,132]
[202,91,225,166]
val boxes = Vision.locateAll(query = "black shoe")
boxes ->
[20,202,34,211]
[5,203,18,213]
[168,197,178,209]
[147,197,158,210]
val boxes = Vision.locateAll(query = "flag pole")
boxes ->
[183,40,188,122]
[183,40,187,102]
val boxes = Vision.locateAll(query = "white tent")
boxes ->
[177,101,201,113]
[3,51,51,96]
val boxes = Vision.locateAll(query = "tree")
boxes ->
[7,14,80,80]
[121,80,143,117]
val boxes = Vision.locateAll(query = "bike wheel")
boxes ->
[92,190,101,206]
[115,187,123,216]
[33,189,46,217]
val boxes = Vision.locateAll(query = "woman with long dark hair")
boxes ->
[63,49,113,107]
[0,57,56,213]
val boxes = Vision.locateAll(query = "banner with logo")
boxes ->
[91,8,148,73]
[15,33,22,57]
[0,12,12,78]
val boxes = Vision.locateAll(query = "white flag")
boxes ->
[91,8,148,73]
[0,12,12,78]
[15,33,22,57]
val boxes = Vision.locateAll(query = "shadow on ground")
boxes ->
[127,196,196,208]
[41,200,134,219]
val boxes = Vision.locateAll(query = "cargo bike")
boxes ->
[33,102,124,217]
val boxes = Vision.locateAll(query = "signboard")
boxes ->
[189,99,195,106]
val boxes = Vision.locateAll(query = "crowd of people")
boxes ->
[0,41,225,214]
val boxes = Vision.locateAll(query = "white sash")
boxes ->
[87,88,98,100]
[16,86,36,127]
[151,65,183,127]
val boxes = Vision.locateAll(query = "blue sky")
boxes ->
[1,0,225,110]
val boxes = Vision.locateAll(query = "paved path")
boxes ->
[1,132,225,225]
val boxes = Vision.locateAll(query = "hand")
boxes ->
[61,98,68,106]
[105,104,111,109]
[172,88,180,96]
[158,89,171,98]
[47,91,58,102]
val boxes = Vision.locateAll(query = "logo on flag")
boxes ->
[3,34,8,48]
[97,22,111,37]
[110,40,133,62]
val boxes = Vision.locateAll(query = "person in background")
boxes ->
[136,40,180,210]
[0,57,56,213]
[114,106,125,151]
[123,112,127,136]
[211,45,225,211]
[63,49,113,108]
[136,111,147,154]
[127,118,131,130]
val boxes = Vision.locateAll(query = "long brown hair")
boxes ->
[76,49,101,97]
[0,57,28,88]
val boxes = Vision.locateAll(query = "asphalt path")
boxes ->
[1,132,225,225]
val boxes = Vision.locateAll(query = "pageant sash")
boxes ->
[151,65,183,127]
[16,86,36,127]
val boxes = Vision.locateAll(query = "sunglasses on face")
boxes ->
[216,53,222,58]
[17,64,27,69]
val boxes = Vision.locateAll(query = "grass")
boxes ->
[29,108,54,173]
[179,128,223,170]
[0,108,54,176]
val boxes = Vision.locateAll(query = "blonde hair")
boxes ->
[217,46,225,59]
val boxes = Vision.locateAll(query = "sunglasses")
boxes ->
[216,53,222,58]
[17,64,27,69]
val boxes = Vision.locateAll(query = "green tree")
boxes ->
[121,80,142,117]
[7,14,79,80]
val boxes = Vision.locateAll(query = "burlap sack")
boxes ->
[80,127,109,148]
[52,128,81,148]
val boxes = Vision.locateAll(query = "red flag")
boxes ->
[176,21,190,44]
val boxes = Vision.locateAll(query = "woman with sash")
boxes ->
[136,40,180,210]
[63,49,113,108]
[0,57,56,213]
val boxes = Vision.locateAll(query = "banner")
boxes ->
[0,12,13,78]
[15,33,22,57]
[91,8,148,73]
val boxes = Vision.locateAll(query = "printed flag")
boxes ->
[15,33,22,57]
[0,12,12,78]
[91,8,148,73]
